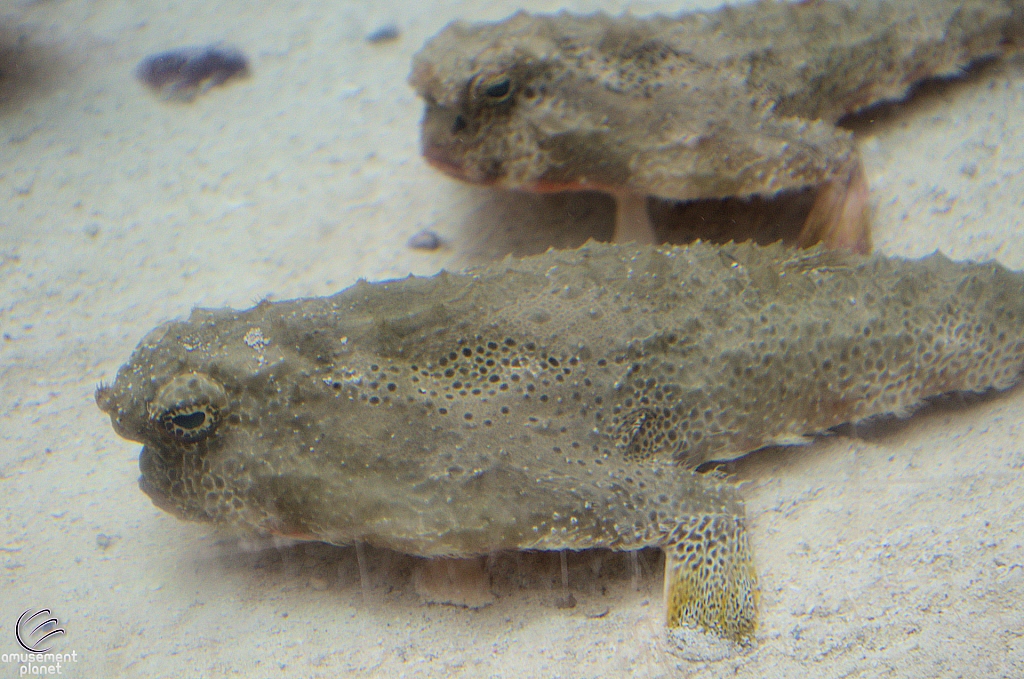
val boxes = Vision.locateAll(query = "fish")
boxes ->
[96,240,1024,650]
[410,0,1024,247]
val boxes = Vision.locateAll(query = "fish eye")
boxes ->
[474,73,514,103]
[159,404,216,443]
[148,372,229,444]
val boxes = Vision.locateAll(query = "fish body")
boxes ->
[97,241,1024,644]
[410,0,1024,245]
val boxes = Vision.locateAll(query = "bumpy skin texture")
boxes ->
[98,241,1024,643]
[410,0,1024,247]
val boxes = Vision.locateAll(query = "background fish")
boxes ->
[411,0,1024,246]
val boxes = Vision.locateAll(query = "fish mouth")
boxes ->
[138,471,179,515]
[422,137,510,188]
[419,103,501,186]
[422,143,479,183]
[137,445,193,520]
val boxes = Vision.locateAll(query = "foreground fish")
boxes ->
[97,241,1024,648]
[411,0,1024,246]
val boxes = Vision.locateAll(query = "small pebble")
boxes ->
[136,45,249,101]
[408,229,443,251]
[554,593,577,609]
[95,533,119,550]
[366,24,401,44]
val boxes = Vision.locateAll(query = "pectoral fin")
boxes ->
[799,156,872,254]
[663,513,758,645]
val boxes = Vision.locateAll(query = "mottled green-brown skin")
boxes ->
[98,241,1024,643]
[411,0,1023,199]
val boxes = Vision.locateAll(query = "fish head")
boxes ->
[95,304,407,541]
[96,315,257,528]
[409,12,641,193]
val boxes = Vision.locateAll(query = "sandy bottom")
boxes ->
[1,1,1022,677]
